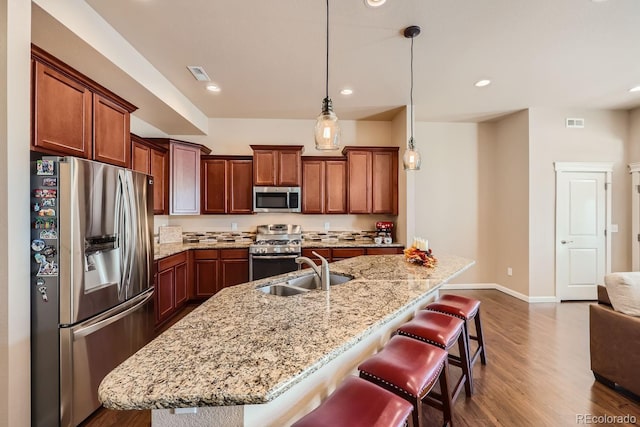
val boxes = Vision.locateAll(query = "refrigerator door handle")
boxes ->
[122,171,137,299]
[115,171,126,300]
[71,290,154,340]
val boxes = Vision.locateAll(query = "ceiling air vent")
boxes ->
[187,66,211,82]
[565,118,585,128]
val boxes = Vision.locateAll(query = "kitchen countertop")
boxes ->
[98,253,474,410]
[154,240,404,260]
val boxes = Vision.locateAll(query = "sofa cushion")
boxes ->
[604,272,640,317]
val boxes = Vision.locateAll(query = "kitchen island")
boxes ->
[99,254,474,426]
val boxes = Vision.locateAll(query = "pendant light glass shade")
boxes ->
[315,97,341,150]
[403,137,421,170]
[315,0,341,150]
[402,25,421,171]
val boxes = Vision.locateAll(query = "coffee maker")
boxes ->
[375,221,394,244]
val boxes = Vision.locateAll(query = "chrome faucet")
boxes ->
[295,251,330,290]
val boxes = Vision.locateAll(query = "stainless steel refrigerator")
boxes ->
[30,156,155,427]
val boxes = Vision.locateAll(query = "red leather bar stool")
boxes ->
[397,310,473,398]
[425,294,487,371]
[358,335,453,427]
[291,376,414,427]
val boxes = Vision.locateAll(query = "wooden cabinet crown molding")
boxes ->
[131,134,169,153]
[146,138,212,155]
[250,144,305,153]
[31,44,137,113]
[341,146,400,155]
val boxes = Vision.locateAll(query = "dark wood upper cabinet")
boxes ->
[201,158,227,214]
[301,156,346,214]
[228,159,253,214]
[343,146,398,215]
[302,159,325,214]
[93,94,130,167]
[31,45,137,167]
[201,156,253,215]
[147,138,211,215]
[32,60,93,159]
[344,149,372,214]
[371,150,398,214]
[251,145,303,186]
[325,159,348,214]
[131,134,169,215]
[150,148,170,215]
[277,149,303,186]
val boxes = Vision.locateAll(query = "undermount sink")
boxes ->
[258,272,353,296]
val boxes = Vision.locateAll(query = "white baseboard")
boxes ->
[440,283,557,304]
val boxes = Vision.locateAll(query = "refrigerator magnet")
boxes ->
[34,188,57,198]
[41,198,55,207]
[41,246,56,257]
[37,260,58,276]
[39,230,57,240]
[36,159,54,176]
[38,208,56,217]
[42,177,57,187]
[34,253,46,264]
[31,239,45,252]
[33,202,40,212]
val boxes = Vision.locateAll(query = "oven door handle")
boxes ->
[251,254,300,260]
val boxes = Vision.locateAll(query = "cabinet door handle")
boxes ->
[561,240,574,244]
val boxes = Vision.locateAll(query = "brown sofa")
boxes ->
[589,285,640,397]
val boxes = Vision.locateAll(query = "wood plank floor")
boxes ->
[81,290,640,427]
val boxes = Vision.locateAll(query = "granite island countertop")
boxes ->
[99,254,474,410]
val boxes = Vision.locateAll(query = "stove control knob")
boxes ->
[260,248,267,254]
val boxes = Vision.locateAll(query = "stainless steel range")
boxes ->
[249,224,302,281]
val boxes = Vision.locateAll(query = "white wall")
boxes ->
[629,107,640,162]
[0,1,32,425]
[492,111,530,296]
[529,108,630,297]
[412,122,483,283]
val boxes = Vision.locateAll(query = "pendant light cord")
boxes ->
[325,0,330,99]
[409,35,414,147]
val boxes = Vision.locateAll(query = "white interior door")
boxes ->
[555,170,608,301]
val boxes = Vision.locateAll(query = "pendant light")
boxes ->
[403,25,422,170]
[314,0,341,150]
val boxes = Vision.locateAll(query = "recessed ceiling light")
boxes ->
[474,79,491,87]
[364,0,386,8]
[630,85,640,93]
[206,83,221,92]
[340,88,353,95]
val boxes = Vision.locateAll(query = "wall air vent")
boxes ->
[565,118,585,128]
[187,66,211,82]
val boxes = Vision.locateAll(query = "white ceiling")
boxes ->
[31,0,640,134]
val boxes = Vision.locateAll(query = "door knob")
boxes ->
[561,240,574,244]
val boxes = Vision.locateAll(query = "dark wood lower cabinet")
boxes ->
[155,251,189,326]
[301,246,404,265]
[220,249,249,287]
[365,247,404,255]
[331,248,366,261]
[192,248,249,300]
[193,250,220,299]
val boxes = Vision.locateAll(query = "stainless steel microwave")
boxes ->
[253,186,301,213]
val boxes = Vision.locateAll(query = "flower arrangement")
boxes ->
[403,245,437,268]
